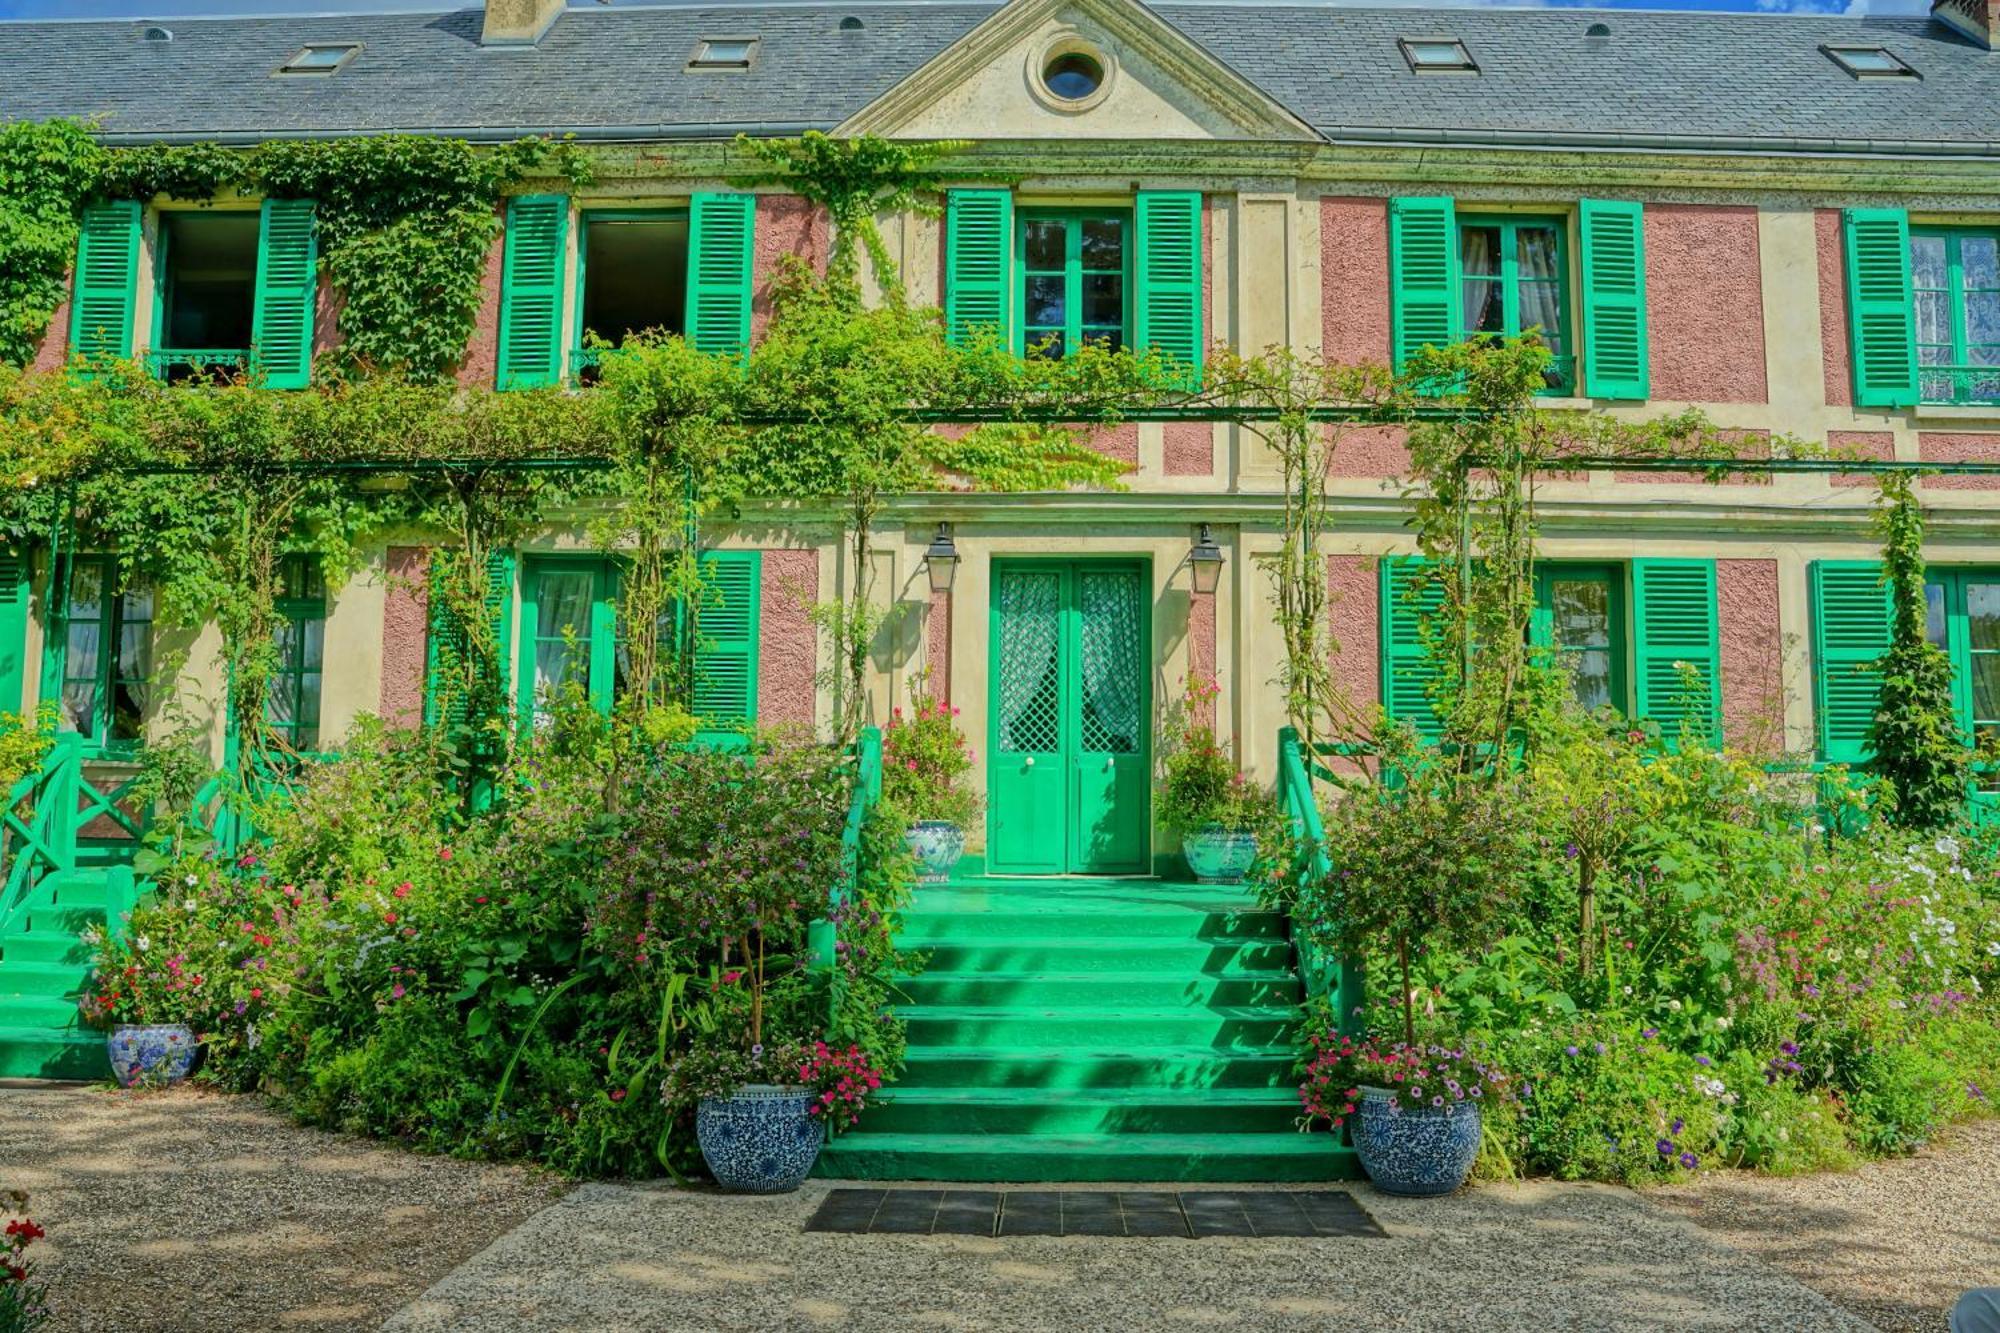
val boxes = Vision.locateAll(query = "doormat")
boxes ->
[803,1188,1386,1238]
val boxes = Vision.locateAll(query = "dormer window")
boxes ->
[276,42,360,75]
[689,37,757,70]
[1400,37,1477,73]
[1824,45,1918,79]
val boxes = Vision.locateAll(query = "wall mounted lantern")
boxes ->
[1188,523,1224,596]
[925,522,959,595]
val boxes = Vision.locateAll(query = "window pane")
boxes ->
[1571,649,1613,712]
[535,572,593,640]
[1964,236,2000,291]
[535,641,581,697]
[61,682,94,735]
[298,673,321,746]
[1460,225,1501,277]
[117,622,149,682]
[1969,291,2000,345]
[1463,279,1503,335]
[1912,234,1949,289]
[1926,583,1949,649]
[301,618,325,671]
[1081,327,1124,354]
[1025,275,1066,328]
[1024,220,1066,270]
[1080,218,1123,270]
[1516,226,1561,282]
[68,567,101,619]
[1082,273,1122,327]
[1552,579,1610,648]
[268,679,296,730]
[1972,655,2000,726]
[1026,330,1065,361]
[110,679,145,741]
[1967,582,2000,651]
[1916,290,1954,347]
[64,622,101,686]
[1519,282,1563,346]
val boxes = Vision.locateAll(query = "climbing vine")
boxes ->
[1870,472,1969,828]
[0,120,106,368]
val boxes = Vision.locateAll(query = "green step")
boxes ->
[914,939,1296,974]
[0,963,91,998]
[0,932,93,966]
[897,906,1282,944]
[816,1131,1359,1184]
[0,995,84,1027]
[902,1005,1296,1048]
[0,1025,105,1080]
[897,970,1300,1007]
[6,905,104,936]
[899,1046,1296,1091]
[864,1086,1304,1136]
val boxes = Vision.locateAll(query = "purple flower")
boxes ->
[1642,1027,1658,1039]
[1695,1055,1712,1067]
[1780,1041,1798,1055]
[1671,1118,1684,1135]
[1565,1045,1579,1057]
[1656,1139,1674,1157]
[1679,1152,1698,1170]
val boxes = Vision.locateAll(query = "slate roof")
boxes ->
[1,1,1997,153]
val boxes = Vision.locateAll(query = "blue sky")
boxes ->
[0,0,1927,20]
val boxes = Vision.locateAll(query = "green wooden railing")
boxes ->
[1275,726,1364,1033]
[813,726,882,977]
[0,733,81,940]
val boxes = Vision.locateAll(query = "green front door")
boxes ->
[989,560,1150,875]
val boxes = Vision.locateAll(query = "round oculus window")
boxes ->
[1041,49,1105,101]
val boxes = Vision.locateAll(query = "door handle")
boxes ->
[1103,756,1115,772]
[1024,756,1035,769]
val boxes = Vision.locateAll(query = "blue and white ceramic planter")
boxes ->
[695,1084,824,1193]
[904,821,966,884]
[107,1024,198,1088]
[1351,1085,1482,1196]
[1182,827,1257,884]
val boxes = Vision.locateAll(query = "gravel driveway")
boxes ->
[0,1084,570,1333]
[1650,1117,2000,1333]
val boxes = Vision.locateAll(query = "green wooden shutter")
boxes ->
[69,201,141,363]
[686,192,756,360]
[693,551,760,742]
[1632,559,1721,746]
[251,199,317,390]
[1844,208,1918,409]
[1810,560,1893,764]
[1579,199,1648,400]
[1135,191,1203,389]
[1388,196,1459,375]
[424,548,516,727]
[944,188,1014,348]
[1379,556,1446,742]
[497,194,569,390]
[0,551,28,714]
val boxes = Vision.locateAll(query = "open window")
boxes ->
[1460,214,1574,395]
[572,210,690,381]
[1533,564,1627,714]
[58,557,153,750]
[1018,209,1130,360]
[152,211,259,380]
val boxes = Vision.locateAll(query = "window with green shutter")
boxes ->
[692,551,760,745]
[1389,196,1458,377]
[1844,208,1919,408]
[70,201,140,365]
[1379,556,1447,741]
[1630,559,1720,745]
[251,199,318,389]
[1911,227,2000,407]
[1018,209,1129,359]
[1578,199,1649,400]
[269,555,326,752]
[1531,563,1628,715]
[425,549,516,727]
[0,552,28,715]
[149,210,261,380]
[1809,560,1893,764]
[570,208,689,380]
[1134,191,1202,387]
[1917,569,2000,755]
[686,192,755,361]
[945,188,1014,348]
[54,557,153,751]
[497,194,570,390]
[1460,214,1575,395]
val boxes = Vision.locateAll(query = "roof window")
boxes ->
[275,42,361,75]
[141,25,173,42]
[1823,45,1918,79]
[689,37,758,70]
[1400,37,1477,73]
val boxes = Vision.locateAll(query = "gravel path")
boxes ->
[1650,1117,2000,1333]
[0,1083,571,1333]
[384,1177,1869,1333]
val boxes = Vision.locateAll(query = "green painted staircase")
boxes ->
[0,868,112,1080]
[816,874,1359,1183]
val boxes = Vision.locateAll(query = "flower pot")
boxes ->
[1181,826,1257,884]
[106,1024,198,1089]
[1350,1085,1482,1196]
[695,1084,824,1193]
[903,820,966,884]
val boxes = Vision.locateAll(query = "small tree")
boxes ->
[1870,474,1969,830]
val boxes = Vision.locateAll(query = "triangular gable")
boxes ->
[836,0,1321,142]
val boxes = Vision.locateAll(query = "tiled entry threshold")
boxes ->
[805,1188,1386,1239]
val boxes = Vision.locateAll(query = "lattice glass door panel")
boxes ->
[989,566,1070,874]
[1078,568,1144,755]
[1071,565,1149,874]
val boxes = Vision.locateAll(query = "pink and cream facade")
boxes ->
[9,0,2000,864]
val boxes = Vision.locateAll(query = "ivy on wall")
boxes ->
[0,120,106,368]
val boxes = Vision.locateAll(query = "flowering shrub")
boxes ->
[879,677,979,828]
[799,1040,884,1132]
[1155,674,1274,837]
[1,1194,50,1333]
[1299,1028,1511,1123]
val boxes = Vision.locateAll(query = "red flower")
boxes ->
[383,912,398,925]
[393,882,411,900]
[438,847,453,861]
[249,988,263,1002]
[4,1220,44,1241]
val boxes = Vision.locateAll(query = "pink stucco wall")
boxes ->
[1085,422,1140,468]
[1321,197,1391,368]
[758,548,818,729]
[927,589,952,703]
[1829,429,1895,488]
[1164,421,1212,476]
[30,285,70,371]
[1327,554,1380,716]
[312,277,343,359]
[379,546,431,729]
[1189,588,1216,729]
[1329,424,1410,478]
[1718,558,1783,753]
[1918,433,2000,489]
[1817,209,1852,409]
[457,229,505,388]
[751,195,829,344]
[1646,205,1767,404]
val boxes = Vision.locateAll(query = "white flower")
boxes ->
[1828,949,1842,963]
[184,874,199,887]
[135,935,150,951]
[1623,985,1634,996]
[1667,999,1683,1013]
[183,899,197,914]
[1715,1016,1732,1031]
[1986,941,2000,958]
[1936,835,1960,858]
[1777,1128,1790,1143]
